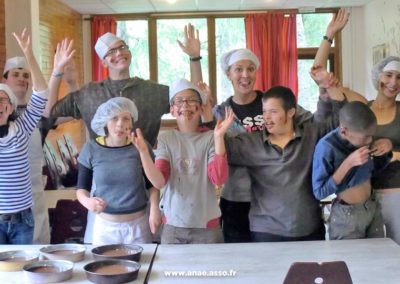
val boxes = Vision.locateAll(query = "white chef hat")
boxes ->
[169,78,206,105]
[3,56,29,75]
[94,32,124,59]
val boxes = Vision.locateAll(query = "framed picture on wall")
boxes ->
[372,44,388,65]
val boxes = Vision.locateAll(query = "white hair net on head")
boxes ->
[91,97,139,136]
[371,56,400,90]
[220,48,260,73]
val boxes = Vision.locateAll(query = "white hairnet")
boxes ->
[371,56,400,90]
[91,97,139,136]
[220,48,260,73]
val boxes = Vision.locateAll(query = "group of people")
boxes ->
[1,8,400,247]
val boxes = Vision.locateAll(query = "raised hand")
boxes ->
[326,8,350,39]
[214,107,234,138]
[12,28,32,56]
[177,23,201,57]
[130,128,149,154]
[310,65,333,88]
[198,81,215,123]
[370,138,392,157]
[54,38,76,71]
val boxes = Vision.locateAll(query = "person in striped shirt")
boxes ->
[0,29,49,244]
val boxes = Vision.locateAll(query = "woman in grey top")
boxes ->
[369,56,400,245]
[76,97,159,245]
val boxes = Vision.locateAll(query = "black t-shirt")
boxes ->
[229,91,264,132]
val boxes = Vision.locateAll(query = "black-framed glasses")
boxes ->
[104,44,130,58]
[173,98,201,107]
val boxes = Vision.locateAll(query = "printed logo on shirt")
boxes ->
[175,157,200,175]
[242,115,264,132]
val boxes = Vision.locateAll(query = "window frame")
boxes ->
[114,9,341,128]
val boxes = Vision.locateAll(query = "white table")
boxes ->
[0,243,157,283]
[149,238,400,284]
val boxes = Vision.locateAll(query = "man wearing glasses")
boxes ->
[48,26,203,243]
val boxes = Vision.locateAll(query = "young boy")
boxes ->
[132,78,234,244]
[76,97,160,245]
[312,101,392,240]
[225,80,346,242]
[0,29,49,244]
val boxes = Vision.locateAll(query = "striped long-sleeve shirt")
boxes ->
[0,89,48,213]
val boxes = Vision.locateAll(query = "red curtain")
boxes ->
[245,12,298,97]
[91,16,117,81]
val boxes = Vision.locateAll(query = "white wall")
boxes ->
[342,0,400,100]
[341,7,365,95]
[5,0,40,59]
[364,0,400,99]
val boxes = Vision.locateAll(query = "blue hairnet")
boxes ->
[91,97,138,136]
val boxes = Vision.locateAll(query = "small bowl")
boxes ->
[91,244,143,262]
[84,259,140,284]
[40,243,86,262]
[0,250,39,271]
[23,260,73,284]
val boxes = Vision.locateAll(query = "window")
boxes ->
[297,13,333,48]
[297,13,334,112]
[117,20,149,79]
[215,17,246,103]
[116,10,339,119]
[157,18,208,86]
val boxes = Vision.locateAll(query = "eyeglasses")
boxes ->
[104,44,130,58]
[0,98,10,105]
[173,98,201,107]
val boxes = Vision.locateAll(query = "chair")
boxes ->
[49,199,88,244]
[283,261,353,284]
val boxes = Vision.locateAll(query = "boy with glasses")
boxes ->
[131,78,234,244]
[48,25,204,243]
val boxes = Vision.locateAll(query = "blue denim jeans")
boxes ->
[0,208,34,244]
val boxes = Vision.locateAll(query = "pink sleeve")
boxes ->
[207,154,228,186]
[155,159,171,183]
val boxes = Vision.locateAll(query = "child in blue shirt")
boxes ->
[312,101,392,239]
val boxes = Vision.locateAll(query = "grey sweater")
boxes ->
[78,140,150,214]
[226,100,345,237]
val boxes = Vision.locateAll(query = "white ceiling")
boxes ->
[60,0,375,15]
